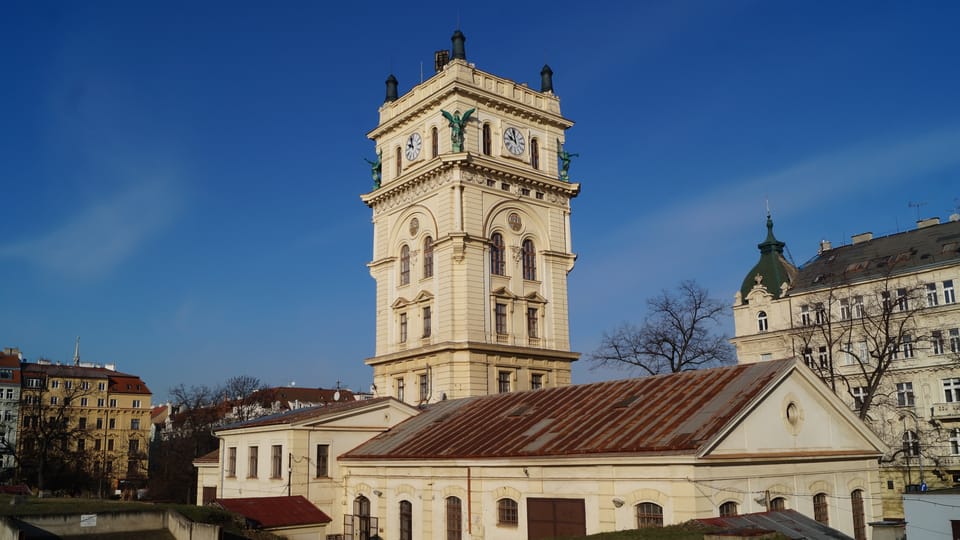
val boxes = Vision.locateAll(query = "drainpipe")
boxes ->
[467,467,472,535]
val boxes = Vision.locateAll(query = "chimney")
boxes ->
[852,232,873,244]
[818,239,832,254]
[917,217,940,229]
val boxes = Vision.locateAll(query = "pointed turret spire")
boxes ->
[73,336,80,366]
[540,64,554,93]
[451,30,466,60]
[384,74,398,103]
[739,212,797,303]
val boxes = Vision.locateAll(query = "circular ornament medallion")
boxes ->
[508,213,522,231]
[409,217,420,236]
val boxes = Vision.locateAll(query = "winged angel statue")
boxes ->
[441,108,475,152]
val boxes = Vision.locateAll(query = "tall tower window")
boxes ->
[422,306,432,338]
[400,245,410,285]
[498,371,511,393]
[527,307,538,339]
[446,496,462,540]
[482,124,491,155]
[757,311,768,332]
[491,233,506,275]
[530,138,539,169]
[399,500,412,540]
[423,236,434,277]
[418,373,429,401]
[399,313,408,343]
[522,239,536,280]
[395,146,402,177]
[495,303,508,335]
[431,126,439,157]
[396,377,405,401]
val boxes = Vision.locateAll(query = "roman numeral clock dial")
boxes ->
[405,132,422,161]
[503,127,525,155]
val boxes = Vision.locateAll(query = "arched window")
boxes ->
[522,239,536,280]
[482,124,491,155]
[530,138,539,169]
[491,233,505,276]
[423,236,434,278]
[769,497,786,511]
[635,502,663,528]
[446,496,462,540]
[719,501,738,517]
[497,498,518,526]
[813,493,828,524]
[354,496,371,540]
[902,430,920,457]
[757,311,768,332]
[431,126,439,157]
[395,146,402,177]
[399,500,412,540]
[851,490,866,540]
[400,245,410,285]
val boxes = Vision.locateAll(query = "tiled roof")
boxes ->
[791,218,960,294]
[193,449,219,464]
[343,361,794,460]
[217,496,332,528]
[110,375,151,395]
[697,509,853,540]
[217,397,394,431]
[251,386,356,408]
[0,353,21,368]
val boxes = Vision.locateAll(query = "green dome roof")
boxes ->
[739,215,797,303]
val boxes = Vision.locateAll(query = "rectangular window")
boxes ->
[495,303,508,335]
[64,380,73,390]
[881,291,892,311]
[109,418,116,429]
[26,378,42,389]
[96,418,103,429]
[818,346,828,369]
[839,298,851,320]
[498,371,511,393]
[950,428,960,455]
[527,307,538,339]
[422,306,431,338]
[248,446,259,478]
[396,377,405,402]
[50,396,58,405]
[109,399,117,408]
[107,438,115,451]
[132,399,141,408]
[950,328,960,354]
[316,444,329,477]
[77,438,85,452]
[51,380,59,389]
[531,373,543,390]
[802,347,814,369]
[945,280,956,304]
[852,387,868,410]
[80,397,88,406]
[418,373,428,401]
[98,382,105,391]
[271,445,282,478]
[80,381,90,390]
[815,303,826,324]
[933,331,945,355]
[5,389,12,399]
[902,335,914,359]
[131,418,141,430]
[129,439,140,453]
[227,447,237,477]
[927,283,940,307]
[399,313,408,343]
[896,288,909,311]
[945,378,960,403]
[800,305,811,325]
[897,382,915,407]
[78,417,87,429]
[97,398,105,407]
[858,341,869,365]
[94,439,101,451]
[853,295,864,318]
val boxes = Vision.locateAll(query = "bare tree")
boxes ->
[588,280,735,375]
[221,375,266,422]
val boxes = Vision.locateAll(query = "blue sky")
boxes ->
[2,2,958,402]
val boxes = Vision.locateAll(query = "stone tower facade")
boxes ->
[362,32,580,404]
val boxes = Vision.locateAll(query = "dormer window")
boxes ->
[757,311,768,332]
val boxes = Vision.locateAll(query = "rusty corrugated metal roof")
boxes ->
[217,496,332,528]
[342,360,794,460]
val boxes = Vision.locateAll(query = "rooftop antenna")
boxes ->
[420,61,424,84]
[73,336,80,366]
[908,201,926,220]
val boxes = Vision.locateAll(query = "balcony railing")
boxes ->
[931,402,960,420]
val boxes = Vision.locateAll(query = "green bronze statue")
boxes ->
[364,150,382,189]
[557,138,578,182]
[441,108,475,152]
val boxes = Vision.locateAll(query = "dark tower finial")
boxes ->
[384,74,398,103]
[540,64,554,93]
[451,30,466,60]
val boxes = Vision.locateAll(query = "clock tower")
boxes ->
[362,31,581,404]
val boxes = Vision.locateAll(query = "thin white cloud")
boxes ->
[0,180,180,278]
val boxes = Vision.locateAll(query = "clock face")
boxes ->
[405,132,422,161]
[503,127,525,155]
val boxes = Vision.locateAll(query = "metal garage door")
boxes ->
[527,498,586,540]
